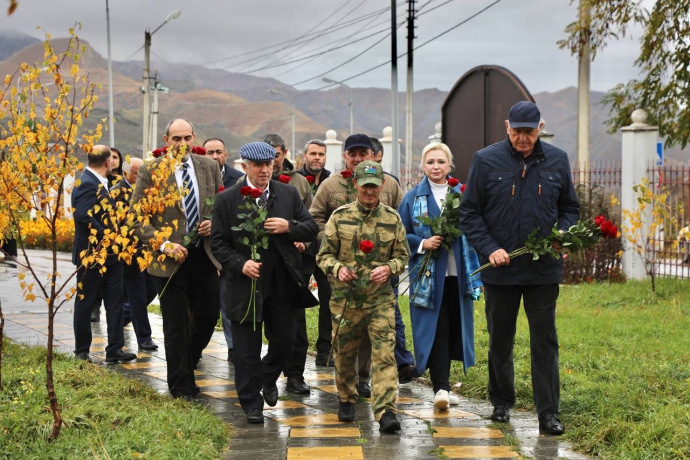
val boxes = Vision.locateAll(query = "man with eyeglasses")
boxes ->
[131,118,223,400]
[204,138,243,189]
[203,137,242,364]
[460,101,579,435]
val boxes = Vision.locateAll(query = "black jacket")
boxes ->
[210,179,318,321]
[297,164,331,193]
[222,162,244,189]
[459,138,579,285]
[71,169,119,267]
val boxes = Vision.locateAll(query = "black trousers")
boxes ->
[73,263,125,354]
[427,277,460,394]
[313,266,332,354]
[123,270,156,343]
[283,274,310,379]
[232,292,296,414]
[152,247,220,396]
[484,283,560,416]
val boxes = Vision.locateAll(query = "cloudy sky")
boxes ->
[0,0,648,94]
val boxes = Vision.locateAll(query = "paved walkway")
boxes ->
[1,250,589,460]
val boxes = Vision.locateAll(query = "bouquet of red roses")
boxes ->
[471,215,620,275]
[231,186,270,328]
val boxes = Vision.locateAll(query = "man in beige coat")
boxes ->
[131,118,222,400]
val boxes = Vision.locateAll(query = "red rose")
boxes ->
[192,146,206,155]
[341,170,352,179]
[240,186,252,196]
[610,225,618,238]
[305,175,315,184]
[460,184,466,194]
[359,240,375,254]
[152,147,167,158]
[448,177,459,187]
[217,185,225,193]
[594,215,605,226]
[249,188,263,199]
[279,174,291,184]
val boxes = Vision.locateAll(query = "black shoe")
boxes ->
[138,340,158,351]
[170,390,192,402]
[75,352,94,363]
[378,410,401,433]
[491,405,510,423]
[263,383,279,407]
[315,351,330,366]
[105,349,137,363]
[357,382,371,399]
[246,409,264,424]
[191,384,201,396]
[338,401,356,422]
[398,364,417,384]
[286,377,310,395]
[90,309,101,322]
[227,348,234,363]
[539,412,565,435]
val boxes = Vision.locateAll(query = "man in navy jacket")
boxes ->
[459,101,579,435]
[72,145,136,363]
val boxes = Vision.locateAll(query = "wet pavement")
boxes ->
[1,250,589,459]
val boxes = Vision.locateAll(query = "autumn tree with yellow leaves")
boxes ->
[621,178,683,292]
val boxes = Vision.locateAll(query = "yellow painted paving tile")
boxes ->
[122,361,167,369]
[263,400,306,410]
[91,337,107,344]
[144,370,203,379]
[91,346,106,352]
[290,427,360,438]
[276,414,342,426]
[201,348,227,354]
[441,445,518,458]
[195,379,232,387]
[302,373,335,381]
[287,446,363,460]
[433,427,504,439]
[401,408,480,419]
[313,384,338,394]
[397,396,423,404]
[202,390,238,398]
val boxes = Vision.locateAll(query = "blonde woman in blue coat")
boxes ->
[398,143,482,409]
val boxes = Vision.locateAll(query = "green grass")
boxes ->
[391,279,690,459]
[0,339,230,459]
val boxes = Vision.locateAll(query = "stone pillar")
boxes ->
[427,121,442,144]
[324,129,343,173]
[379,126,395,174]
[538,118,555,145]
[620,109,658,281]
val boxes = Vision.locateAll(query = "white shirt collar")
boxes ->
[86,167,110,190]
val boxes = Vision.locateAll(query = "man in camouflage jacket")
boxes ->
[317,160,410,434]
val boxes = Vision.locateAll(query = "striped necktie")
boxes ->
[181,163,200,239]
[259,189,269,208]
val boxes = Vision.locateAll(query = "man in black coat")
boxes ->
[111,157,158,351]
[204,138,243,188]
[211,141,318,424]
[71,145,136,363]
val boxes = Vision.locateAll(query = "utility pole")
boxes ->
[405,0,416,172]
[391,0,399,173]
[150,74,170,151]
[577,0,591,183]
[105,0,115,147]
[142,30,151,156]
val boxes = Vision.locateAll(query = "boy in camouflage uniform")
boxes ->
[317,160,410,434]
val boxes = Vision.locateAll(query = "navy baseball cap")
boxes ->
[239,142,276,162]
[508,101,541,129]
[343,133,374,151]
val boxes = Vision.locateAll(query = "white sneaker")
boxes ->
[434,390,449,410]
[448,393,460,405]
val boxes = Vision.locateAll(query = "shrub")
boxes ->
[19,218,73,252]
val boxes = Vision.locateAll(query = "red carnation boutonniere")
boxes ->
[151,145,207,158]
[278,174,291,184]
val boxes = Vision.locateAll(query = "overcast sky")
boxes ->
[0,0,648,94]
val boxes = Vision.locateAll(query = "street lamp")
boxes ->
[142,9,181,156]
[105,0,114,147]
[323,77,354,136]
[268,89,295,155]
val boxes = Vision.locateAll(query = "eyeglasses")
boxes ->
[206,149,224,155]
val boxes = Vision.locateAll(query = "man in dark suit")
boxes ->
[131,118,223,400]
[211,141,318,424]
[111,157,158,351]
[71,145,136,363]
[204,138,243,189]
[203,137,242,363]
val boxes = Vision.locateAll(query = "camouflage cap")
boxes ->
[354,160,384,186]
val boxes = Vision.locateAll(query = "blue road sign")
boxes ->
[656,141,663,166]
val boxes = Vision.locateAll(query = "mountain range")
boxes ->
[0,29,686,163]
